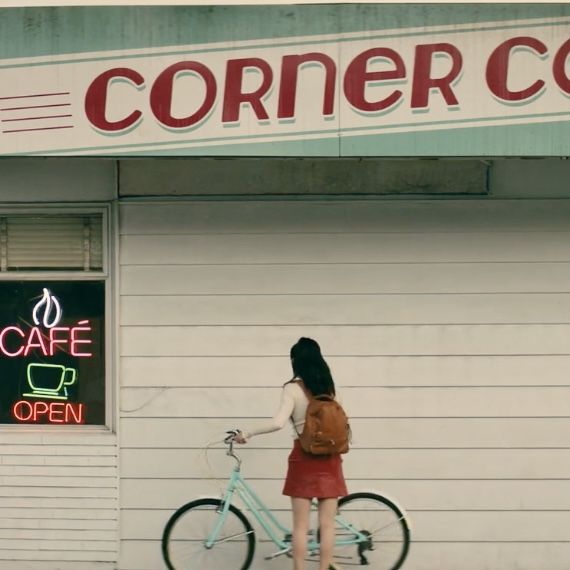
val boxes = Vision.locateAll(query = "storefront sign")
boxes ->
[0,323,93,358]
[0,11,568,155]
[0,282,105,425]
[13,400,85,424]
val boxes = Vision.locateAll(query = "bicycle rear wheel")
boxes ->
[162,498,256,570]
[334,492,410,569]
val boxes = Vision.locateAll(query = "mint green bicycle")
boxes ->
[162,431,411,569]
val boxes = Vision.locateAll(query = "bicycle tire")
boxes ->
[162,497,256,570]
[336,491,410,570]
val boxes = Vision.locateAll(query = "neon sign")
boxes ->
[32,288,62,328]
[0,282,105,425]
[0,321,93,357]
[13,400,85,424]
[23,363,77,400]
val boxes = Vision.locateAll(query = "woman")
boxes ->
[235,337,347,570]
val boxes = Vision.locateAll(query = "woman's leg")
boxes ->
[317,498,338,570]
[291,497,312,570]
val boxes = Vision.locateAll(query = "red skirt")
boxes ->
[282,439,348,499]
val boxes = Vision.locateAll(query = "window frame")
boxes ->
[0,203,116,432]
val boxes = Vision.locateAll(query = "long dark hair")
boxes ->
[289,337,335,397]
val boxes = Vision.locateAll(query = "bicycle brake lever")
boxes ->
[224,429,240,444]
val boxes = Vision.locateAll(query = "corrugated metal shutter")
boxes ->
[0,214,103,271]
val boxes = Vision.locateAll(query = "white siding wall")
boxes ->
[119,198,570,569]
[0,160,119,570]
[0,431,118,570]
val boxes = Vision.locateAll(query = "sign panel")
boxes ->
[0,10,568,155]
[0,282,105,425]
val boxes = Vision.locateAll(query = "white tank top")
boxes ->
[244,380,308,439]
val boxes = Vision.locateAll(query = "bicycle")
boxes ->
[162,430,411,569]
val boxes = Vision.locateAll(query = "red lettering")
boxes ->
[70,324,93,357]
[85,68,144,132]
[33,401,49,422]
[223,58,273,123]
[0,326,25,357]
[344,48,406,112]
[1,325,93,357]
[83,34,568,136]
[150,62,217,129]
[12,401,85,424]
[553,39,570,94]
[411,43,463,109]
[66,403,85,424]
[49,326,70,356]
[49,402,66,424]
[486,37,547,102]
[278,53,336,119]
[23,327,48,357]
[13,400,33,422]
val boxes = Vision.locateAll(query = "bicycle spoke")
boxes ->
[334,493,410,570]
[355,515,408,538]
[162,499,255,570]
[212,529,255,546]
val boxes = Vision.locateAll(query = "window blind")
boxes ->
[0,214,103,271]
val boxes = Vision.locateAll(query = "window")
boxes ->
[0,214,103,271]
[0,211,108,426]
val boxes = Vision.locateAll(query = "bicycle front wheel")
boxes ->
[335,492,410,570]
[161,498,256,570]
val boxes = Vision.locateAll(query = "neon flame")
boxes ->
[32,288,62,329]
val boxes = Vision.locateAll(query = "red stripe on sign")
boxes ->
[1,103,71,111]
[0,92,70,100]
[2,125,74,134]
[2,114,73,122]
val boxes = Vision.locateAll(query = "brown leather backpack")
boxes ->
[294,381,351,456]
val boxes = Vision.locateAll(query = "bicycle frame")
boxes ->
[205,443,371,557]
[205,466,290,552]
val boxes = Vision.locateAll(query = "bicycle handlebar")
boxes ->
[224,429,240,444]
[224,429,243,469]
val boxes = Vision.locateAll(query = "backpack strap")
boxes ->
[290,378,311,437]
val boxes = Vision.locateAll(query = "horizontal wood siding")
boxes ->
[0,432,118,569]
[119,199,570,570]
